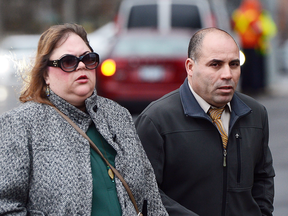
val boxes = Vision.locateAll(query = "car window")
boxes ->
[0,36,39,51]
[171,4,202,29]
[126,3,202,30]
[128,5,158,28]
[113,36,189,57]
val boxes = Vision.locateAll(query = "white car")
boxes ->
[88,22,116,60]
[116,0,232,33]
[0,35,40,114]
[0,34,40,86]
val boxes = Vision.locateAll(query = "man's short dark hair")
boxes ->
[187,27,238,61]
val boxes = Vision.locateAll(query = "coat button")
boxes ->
[93,105,97,112]
[113,134,116,142]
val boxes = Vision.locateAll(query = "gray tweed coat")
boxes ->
[0,90,168,216]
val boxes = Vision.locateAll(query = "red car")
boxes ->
[96,29,193,113]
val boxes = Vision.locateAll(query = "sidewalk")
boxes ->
[255,74,288,216]
[268,74,288,97]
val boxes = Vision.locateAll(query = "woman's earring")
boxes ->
[46,85,50,97]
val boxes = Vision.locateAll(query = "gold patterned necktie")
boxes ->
[208,107,228,149]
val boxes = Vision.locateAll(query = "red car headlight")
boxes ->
[101,59,116,76]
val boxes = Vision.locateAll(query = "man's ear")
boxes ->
[185,58,195,76]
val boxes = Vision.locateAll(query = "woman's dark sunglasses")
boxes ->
[47,52,100,72]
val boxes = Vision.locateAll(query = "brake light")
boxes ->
[240,50,246,66]
[101,59,116,76]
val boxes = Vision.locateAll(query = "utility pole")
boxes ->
[0,0,3,38]
[63,0,77,23]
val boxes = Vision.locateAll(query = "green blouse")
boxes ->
[87,123,122,216]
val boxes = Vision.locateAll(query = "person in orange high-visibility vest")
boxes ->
[232,0,276,95]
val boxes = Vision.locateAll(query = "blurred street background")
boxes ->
[0,0,288,215]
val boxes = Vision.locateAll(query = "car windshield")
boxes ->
[127,4,201,30]
[0,35,39,51]
[113,36,189,57]
[128,4,157,28]
[171,4,201,29]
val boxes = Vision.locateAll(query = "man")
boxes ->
[135,28,275,216]
[232,0,277,95]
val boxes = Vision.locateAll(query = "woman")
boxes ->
[0,23,168,216]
